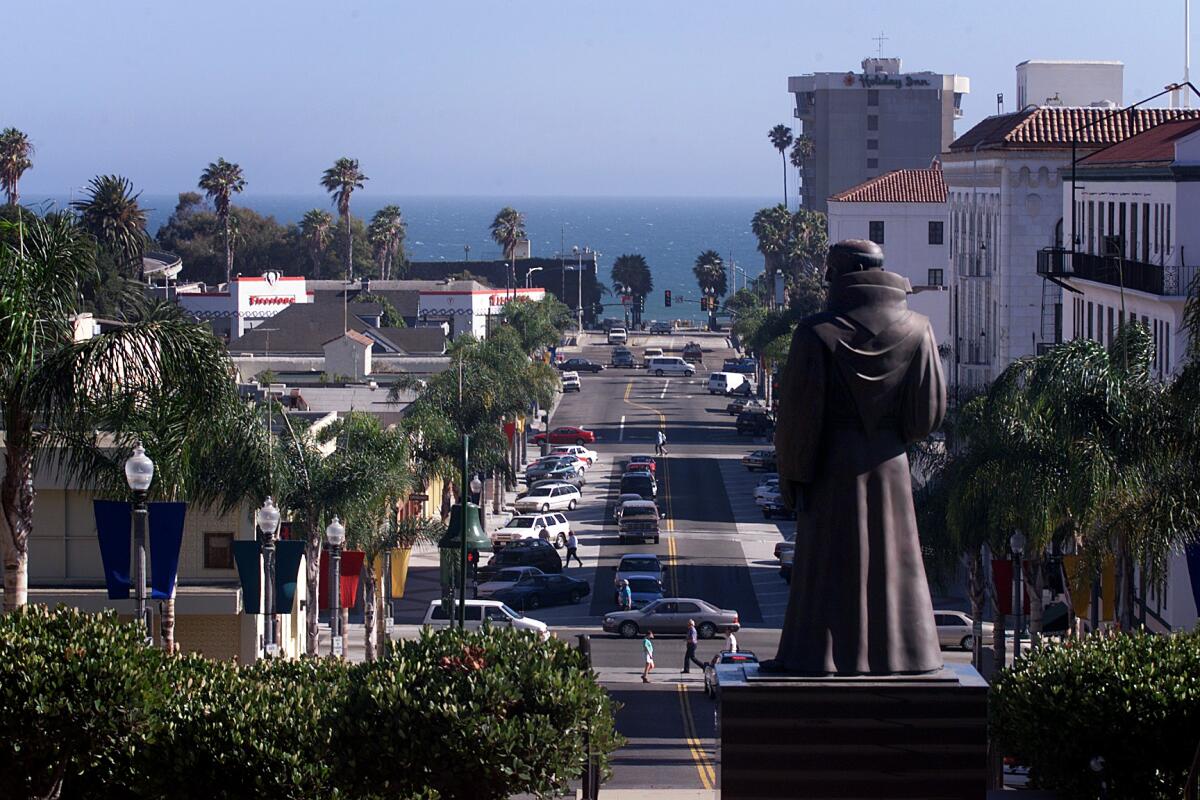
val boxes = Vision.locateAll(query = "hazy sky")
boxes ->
[9,1,1193,197]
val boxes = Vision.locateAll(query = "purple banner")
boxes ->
[1185,543,1200,618]
[93,500,132,600]
[148,502,187,600]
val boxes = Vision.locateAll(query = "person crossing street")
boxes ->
[682,619,706,673]
[642,631,655,683]
[565,530,583,567]
[618,579,633,611]
[655,429,668,456]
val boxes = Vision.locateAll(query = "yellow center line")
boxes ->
[677,683,716,789]
[622,379,677,593]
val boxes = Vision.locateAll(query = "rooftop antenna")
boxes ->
[997,93,1005,115]
[1187,0,1193,108]
[872,31,888,59]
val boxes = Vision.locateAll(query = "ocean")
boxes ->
[25,194,773,324]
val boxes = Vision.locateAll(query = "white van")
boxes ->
[647,356,695,377]
[422,599,549,634]
[707,372,746,395]
[608,327,628,345]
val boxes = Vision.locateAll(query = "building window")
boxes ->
[927,268,943,286]
[866,157,879,169]
[868,221,885,244]
[204,532,234,569]
[928,221,944,245]
[867,115,879,131]
[1087,302,1094,340]
[866,139,879,150]
[867,89,879,106]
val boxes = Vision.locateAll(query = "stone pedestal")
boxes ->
[717,662,988,800]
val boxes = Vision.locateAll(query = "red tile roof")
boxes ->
[1078,118,1200,165]
[828,167,947,204]
[949,107,1200,152]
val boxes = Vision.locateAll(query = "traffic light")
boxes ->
[664,290,672,307]
[701,296,710,311]
[467,549,480,580]
[637,295,645,313]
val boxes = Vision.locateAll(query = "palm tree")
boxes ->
[0,214,235,610]
[490,207,526,291]
[611,254,653,327]
[790,136,813,206]
[321,158,368,281]
[751,205,791,298]
[299,209,334,277]
[768,125,794,208]
[693,249,727,298]
[198,158,247,285]
[71,175,149,276]
[0,128,34,206]
[367,205,407,280]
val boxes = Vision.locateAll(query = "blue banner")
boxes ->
[233,541,262,614]
[93,501,132,600]
[275,540,306,613]
[1186,544,1200,618]
[148,502,187,600]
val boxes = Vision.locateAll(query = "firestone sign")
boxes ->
[249,296,296,306]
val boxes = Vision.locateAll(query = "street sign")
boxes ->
[409,493,429,502]
[332,636,344,657]
[385,618,395,634]
[265,643,280,657]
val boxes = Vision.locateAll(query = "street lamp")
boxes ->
[572,246,584,334]
[325,516,346,657]
[1010,530,1027,662]
[526,266,544,288]
[124,442,155,643]
[256,497,281,656]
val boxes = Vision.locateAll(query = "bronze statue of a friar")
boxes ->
[763,239,946,676]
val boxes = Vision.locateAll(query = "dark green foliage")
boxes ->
[500,294,574,353]
[0,607,619,800]
[991,632,1200,800]
[357,292,406,327]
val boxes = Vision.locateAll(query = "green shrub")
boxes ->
[990,631,1200,800]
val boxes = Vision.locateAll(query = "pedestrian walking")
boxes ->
[682,620,706,674]
[726,630,739,653]
[655,429,668,456]
[565,530,583,567]
[539,527,550,543]
[618,579,633,611]
[642,631,655,683]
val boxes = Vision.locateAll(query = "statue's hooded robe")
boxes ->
[773,268,945,675]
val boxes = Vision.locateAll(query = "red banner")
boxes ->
[503,421,516,442]
[318,549,366,610]
[992,559,1031,616]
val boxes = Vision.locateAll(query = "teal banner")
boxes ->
[275,540,306,613]
[233,541,262,614]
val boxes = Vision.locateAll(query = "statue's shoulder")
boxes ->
[797,310,843,333]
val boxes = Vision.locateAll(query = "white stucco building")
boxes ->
[170,271,313,339]
[1015,60,1123,109]
[826,166,950,354]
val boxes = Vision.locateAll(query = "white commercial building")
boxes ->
[170,272,313,340]
[826,166,951,356]
[415,283,546,339]
[1015,60,1124,109]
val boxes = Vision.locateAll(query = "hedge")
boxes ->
[0,606,620,800]
[990,631,1200,800]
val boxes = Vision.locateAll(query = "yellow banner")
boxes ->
[1062,555,1115,621]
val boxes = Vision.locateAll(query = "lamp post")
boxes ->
[326,516,345,657]
[526,266,544,288]
[124,442,155,644]
[1010,530,1026,663]
[459,470,483,630]
[257,497,281,656]
[572,246,586,334]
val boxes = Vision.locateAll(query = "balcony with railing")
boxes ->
[1038,247,1198,297]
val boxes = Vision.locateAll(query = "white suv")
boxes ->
[514,483,582,513]
[422,599,548,634]
[647,356,695,377]
[550,444,598,465]
[491,513,571,548]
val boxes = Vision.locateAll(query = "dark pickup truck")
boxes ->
[618,500,662,544]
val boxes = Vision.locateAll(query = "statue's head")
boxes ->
[825,239,885,282]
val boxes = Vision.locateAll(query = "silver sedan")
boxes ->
[603,598,739,639]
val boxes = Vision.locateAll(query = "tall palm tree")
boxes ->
[71,175,149,277]
[299,209,334,277]
[693,249,727,298]
[367,205,407,280]
[198,158,247,285]
[768,124,794,208]
[0,128,34,206]
[790,136,813,206]
[751,204,792,298]
[611,254,653,327]
[0,215,234,610]
[321,158,368,281]
[490,207,526,287]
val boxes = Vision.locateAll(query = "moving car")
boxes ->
[780,547,793,583]
[476,566,545,598]
[608,327,628,345]
[704,650,758,699]
[727,397,764,416]
[725,379,756,397]
[736,410,774,436]
[742,449,777,471]
[558,357,604,373]
[618,500,662,544]
[935,610,995,651]
[550,444,598,465]
[754,478,780,504]
[642,347,664,366]
[492,573,591,611]
[513,483,582,513]
[761,495,795,520]
[560,371,581,392]
[619,471,657,500]
[722,357,758,375]
[627,454,657,473]
[614,553,665,590]
[422,599,548,634]
[650,321,673,335]
[477,539,562,581]
[532,426,597,445]
[491,513,571,548]
[620,574,665,609]
[646,356,695,377]
[613,493,645,523]
[611,349,636,368]
[707,371,747,395]
[774,540,794,562]
[603,598,740,639]
[681,342,704,363]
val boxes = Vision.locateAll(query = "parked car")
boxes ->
[722,357,758,375]
[525,457,584,484]
[558,357,604,373]
[707,371,747,395]
[725,379,756,397]
[513,483,582,513]
[523,479,583,497]
[611,349,636,368]
[422,599,548,634]
[607,327,628,345]
[491,513,570,548]
[681,342,704,362]
[780,547,793,583]
[476,566,545,598]
[493,573,591,611]
[761,495,795,520]
[614,553,665,590]
[754,479,780,504]
[742,449,777,471]
[613,493,645,523]
[619,471,657,500]
[618,500,662,544]
[620,574,665,609]
[477,539,562,581]
[532,426,597,445]
[774,540,794,562]
[560,371,581,392]
[736,410,774,436]
[646,356,695,377]
[627,454,657,473]
[603,598,740,639]
[550,444,598,465]
[704,650,758,698]
[935,610,995,651]
[727,397,765,416]
[650,321,673,335]
[642,347,664,366]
